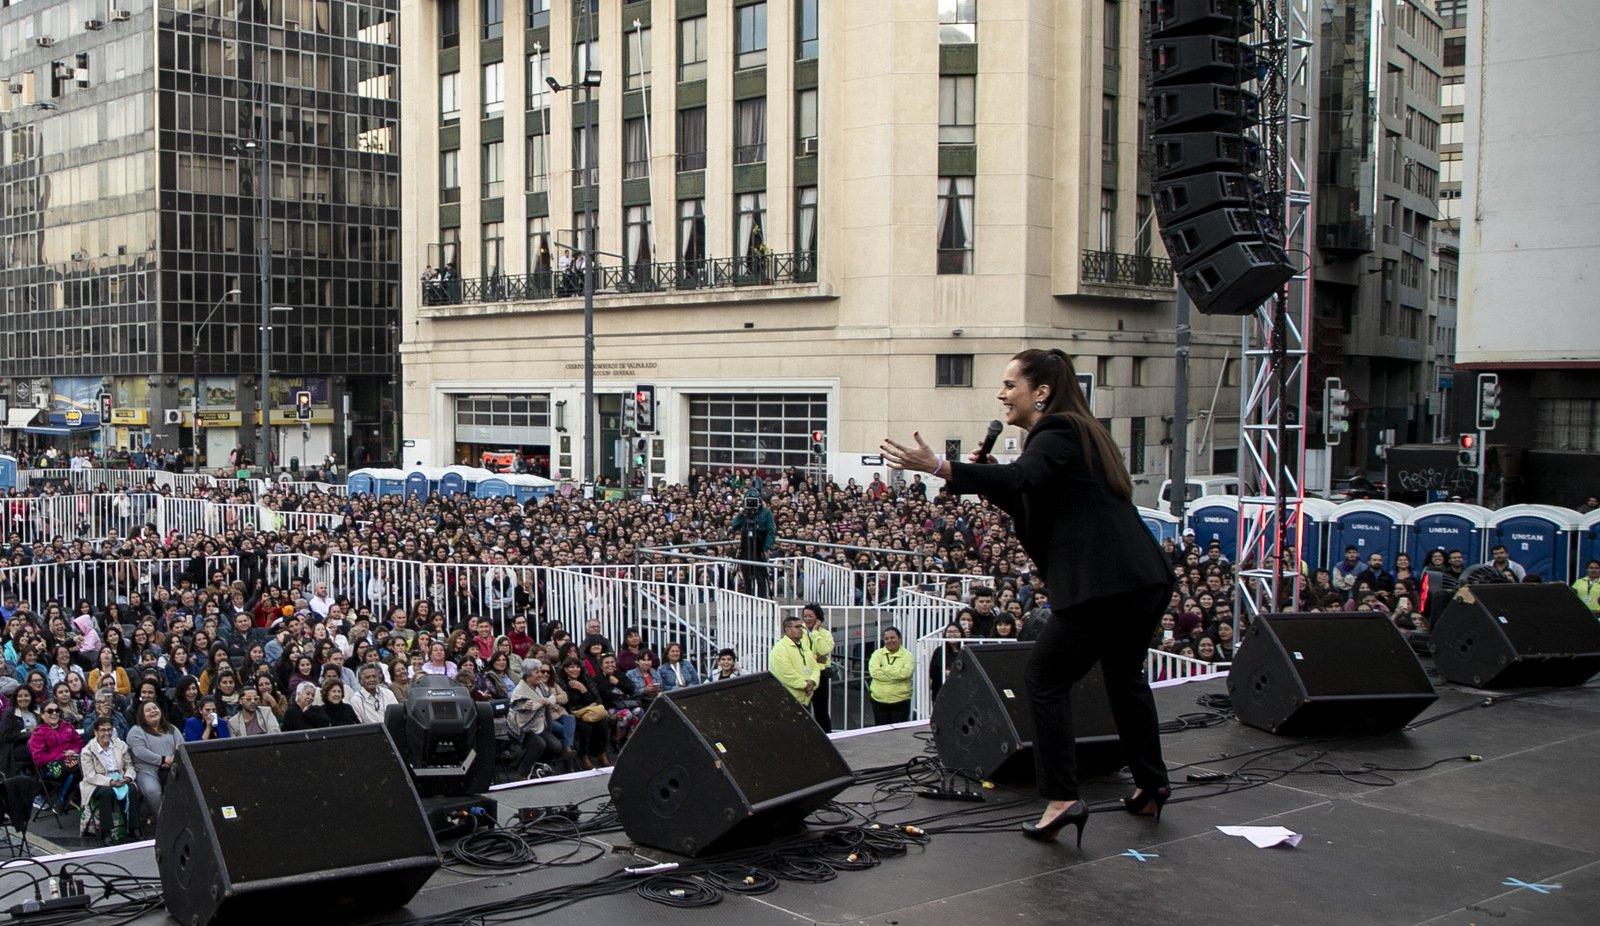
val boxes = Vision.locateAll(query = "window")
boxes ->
[679,16,708,82]
[687,393,828,470]
[939,0,977,44]
[482,62,504,118]
[735,98,767,164]
[1100,189,1116,250]
[1096,356,1112,385]
[796,89,818,153]
[1441,113,1463,147]
[1103,1,1120,53]
[527,51,550,109]
[937,176,974,274]
[625,205,654,279]
[1435,0,1466,29]
[573,210,594,254]
[1135,195,1152,255]
[736,3,768,70]
[575,41,598,83]
[572,123,596,186]
[1443,35,1465,68]
[482,141,503,199]
[482,222,503,278]
[1128,417,1146,475]
[938,76,975,144]
[679,199,706,268]
[796,186,818,276]
[440,0,460,49]
[527,0,549,29]
[623,118,649,179]
[1535,400,1600,451]
[1102,95,1118,162]
[482,0,502,40]
[625,26,652,91]
[736,192,767,257]
[936,354,973,387]
[796,0,819,60]
[527,217,552,290]
[677,107,707,171]
[440,148,460,204]
[525,135,549,193]
[440,72,460,122]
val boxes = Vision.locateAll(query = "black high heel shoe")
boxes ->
[1121,785,1171,822]
[1021,801,1089,846]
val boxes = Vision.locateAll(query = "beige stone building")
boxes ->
[399,0,1243,494]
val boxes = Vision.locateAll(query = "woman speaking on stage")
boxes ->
[881,348,1174,845]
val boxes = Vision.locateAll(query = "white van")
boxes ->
[1157,475,1241,507]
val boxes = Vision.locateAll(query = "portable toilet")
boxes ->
[439,471,466,498]
[345,469,377,496]
[1487,504,1584,584]
[404,469,431,501]
[1327,499,1409,571]
[0,454,16,492]
[1284,497,1339,575]
[438,465,490,498]
[1137,506,1181,544]
[1188,496,1242,561]
[1580,509,1600,577]
[1403,501,1492,567]
[505,473,558,503]
[477,477,512,498]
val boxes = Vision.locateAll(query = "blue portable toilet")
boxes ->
[1188,496,1241,561]
[0,455,16,493]
[345,469,377,496]
[1137,506,1181,543]
[1579,510,1600,577]
[1285,497,1339,575]
[1487,504,1583,584]
[477,477,512,498]
[505,474,558,503]
[404,470,430,501]
[439,471,466,497]
[1403,502,1492,567]
[1328,499,1409,571]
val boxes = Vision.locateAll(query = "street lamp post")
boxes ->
[192,289,243,472]
[547,36,602,485]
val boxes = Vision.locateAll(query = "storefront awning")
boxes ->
[4,408,38,430]
[23,424,96,436]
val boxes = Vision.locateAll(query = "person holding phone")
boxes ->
[882,348,1174,846]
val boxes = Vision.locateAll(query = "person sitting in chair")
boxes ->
[78,717,143,845]
[28,702,83,812]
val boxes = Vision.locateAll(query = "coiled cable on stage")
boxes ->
[635,875,721,908]
[702,865,780,895]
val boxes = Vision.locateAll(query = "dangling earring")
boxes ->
[1033,400,1046,411]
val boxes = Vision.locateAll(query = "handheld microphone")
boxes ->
[975,420,1003,461]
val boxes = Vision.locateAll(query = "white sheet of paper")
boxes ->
[1216,825,1303,848]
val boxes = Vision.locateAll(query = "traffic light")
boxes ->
[622,391,637,431]
[635,383,656,432]
[97,392,112,421]
[295,391,312,420]
[811,429,825,455]
[633,437,648,467]
[1457,432,1478,468]
[1476,373,1501,430]
[1324,377,1349,446]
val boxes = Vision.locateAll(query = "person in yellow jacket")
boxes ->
[802,603,835,733]
[1573,559,1600,616]
[768,616,815,705]
[868,627,914,725]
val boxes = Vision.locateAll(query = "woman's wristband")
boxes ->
[932,455,947,477]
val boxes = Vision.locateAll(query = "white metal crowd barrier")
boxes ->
[0,555,241,610]
[1145,649,1229,682]
[3,493,163,544]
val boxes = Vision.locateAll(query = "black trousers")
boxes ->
[870,699,911,726]
[516,728,563,777]
[1026,583,1171,801]
[811,669,833,733]
[741,561,771,598]
[91,784,143,839]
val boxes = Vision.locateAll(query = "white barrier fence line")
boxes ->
[772,556,855,607]
[0,555,240,610]
[1146,649,1230,683]
[3,493,164,544]
[265,510,348,534]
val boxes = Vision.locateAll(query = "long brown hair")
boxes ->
[1012,348,1134,501]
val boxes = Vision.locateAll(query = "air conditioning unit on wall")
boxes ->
[164,409,184,425]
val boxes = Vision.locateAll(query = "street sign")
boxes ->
[861,454,884,466]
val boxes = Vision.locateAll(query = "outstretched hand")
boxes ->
[879,432,939,474]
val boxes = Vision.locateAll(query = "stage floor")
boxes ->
[30,673,1599,926]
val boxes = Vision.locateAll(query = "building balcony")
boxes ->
[420,251,818,308]
[1080,250,1174,289]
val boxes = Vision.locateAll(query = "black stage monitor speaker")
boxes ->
[609,673,852,857]
[930,642,1124,781]
[155,726,440,926]
[1432,584,1600,688]
[1228,613,1437,736]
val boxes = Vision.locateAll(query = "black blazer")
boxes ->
[946,416,1169,610]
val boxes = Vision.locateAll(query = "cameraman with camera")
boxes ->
[730,490,776,598]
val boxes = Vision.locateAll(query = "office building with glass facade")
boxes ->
[0,0,401,467]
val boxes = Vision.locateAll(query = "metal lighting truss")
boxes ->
[1234,0,1315,628]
